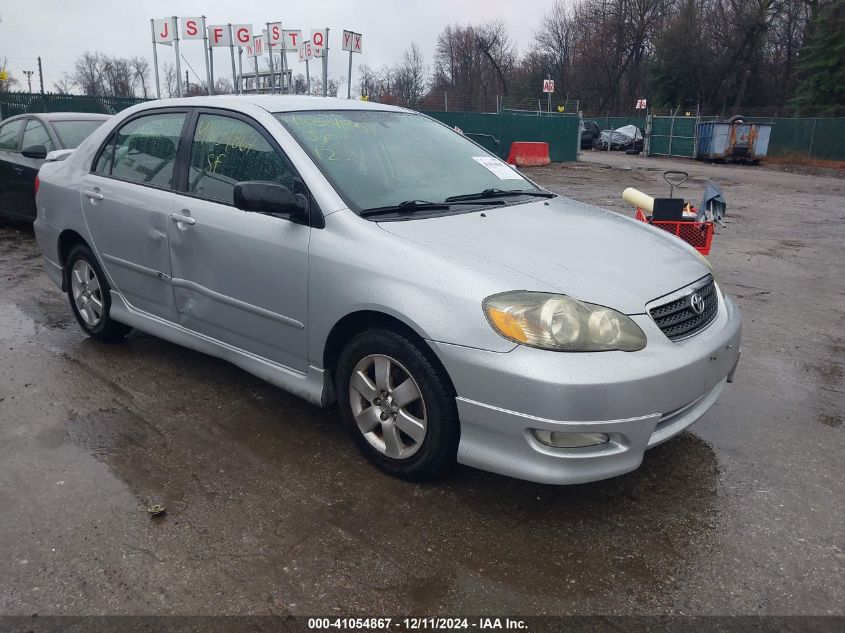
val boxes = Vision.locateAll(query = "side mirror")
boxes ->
[233,181,309,224]
[22,144,48,160]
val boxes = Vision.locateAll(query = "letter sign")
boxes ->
[182,16,203,40]
[342,30,363,53]
[247,36,264,57]
[283,30,302,51]
[299,40,313,62]
[233,24,252,47]
[267,22,283,46]
[542,79,554,93]
[311,29,327,57]
[208,25,231,47]
[154,18,175,45]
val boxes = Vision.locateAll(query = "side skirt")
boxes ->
[109,291,329,407]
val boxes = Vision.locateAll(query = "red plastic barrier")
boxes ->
[506,142,551,167]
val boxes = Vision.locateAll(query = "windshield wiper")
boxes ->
[360,200,451,218]
[445,188,556,202]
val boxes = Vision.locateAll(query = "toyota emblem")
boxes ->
[690,292,705,314]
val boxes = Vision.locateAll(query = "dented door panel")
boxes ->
[167,195,310,372]
[80,173,179,321]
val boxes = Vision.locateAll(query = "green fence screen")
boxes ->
[649,116,697,157]
[0,92,148,119]
[423,111,579,162]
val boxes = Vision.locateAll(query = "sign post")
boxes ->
[182,16,211,94]
[543,77,555,114]
[227,25,238,93]
[208,24,230,92]
[172,17,183,97]
[150,19,161,98]
[299,41,313,94]
[153,18,179,97]
[281,30,302,94]
[266,22,282,93]
[312,28,329,96]
[231,25,252,94]
[342,30,363,99]
[247,36,264,92]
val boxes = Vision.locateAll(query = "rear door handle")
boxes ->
[13,166,24,173]
[83,189,104,200]
[170,213,196,225]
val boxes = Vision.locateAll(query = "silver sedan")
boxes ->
[33,96,741,484]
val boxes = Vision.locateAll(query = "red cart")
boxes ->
[633,171,715,256]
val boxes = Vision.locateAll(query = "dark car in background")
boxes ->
[579,119,600,149]
[0,113,110,221]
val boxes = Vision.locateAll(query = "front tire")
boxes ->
[66,244,131,341]
[336,329,459,482]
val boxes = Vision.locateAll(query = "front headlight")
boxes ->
[483,291,647,352]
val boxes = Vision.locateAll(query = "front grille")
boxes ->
[649,277,718,341]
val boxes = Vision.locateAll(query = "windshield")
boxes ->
[52,120,106,149]
[274,110,543,213]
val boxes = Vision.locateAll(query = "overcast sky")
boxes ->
[0,0,557,95]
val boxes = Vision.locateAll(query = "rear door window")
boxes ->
[52,120,105,149]
[187,113,295,204]
[22,119,56,152]
[0,119,24,151]
[97,112,187,188]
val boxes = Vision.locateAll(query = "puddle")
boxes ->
[0,303,37,341]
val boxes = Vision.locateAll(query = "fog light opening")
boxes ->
[531,430,610,448]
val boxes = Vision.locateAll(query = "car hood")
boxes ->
[377,196,709,314]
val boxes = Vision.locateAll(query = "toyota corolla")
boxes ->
[33,96,741,484]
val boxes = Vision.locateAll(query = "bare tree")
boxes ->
[214,77,234,94]
[162,62,177,97]
[131,57,151,98]
[53,72,75,94]
[73,52,105,96]
[394,43,428,106]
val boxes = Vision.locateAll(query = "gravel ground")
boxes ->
[0,152,842,618]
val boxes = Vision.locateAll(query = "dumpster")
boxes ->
[696,117,772,162]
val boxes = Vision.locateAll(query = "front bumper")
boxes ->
[429,292,742,485]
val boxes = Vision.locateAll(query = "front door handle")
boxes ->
[83,189,104,200]
[170,213,196,225]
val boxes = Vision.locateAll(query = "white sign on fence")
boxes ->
[233,24,252,48]
[208,25,232,47]
[342,30,362,53]
[153,18,175,45]
[246,35,264,57]
[542,78,554,93]
[181,16,203,40]
[636,99,647,109]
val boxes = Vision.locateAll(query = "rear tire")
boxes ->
[65,244,131,341]
[336,328,459,482]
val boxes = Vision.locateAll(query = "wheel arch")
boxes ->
[57,229,91,291]
[321,309,456,405]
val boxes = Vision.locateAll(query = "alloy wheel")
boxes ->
[70,259,103,327]
[348,354,427,459]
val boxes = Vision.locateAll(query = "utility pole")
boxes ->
[23,70,34,93]
[37,57,44,94]
[185,69,189,94]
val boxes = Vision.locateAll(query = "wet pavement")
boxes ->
[0,156,843,616]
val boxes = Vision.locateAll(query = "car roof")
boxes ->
[40,112,112,122]
[134,94,410,115]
